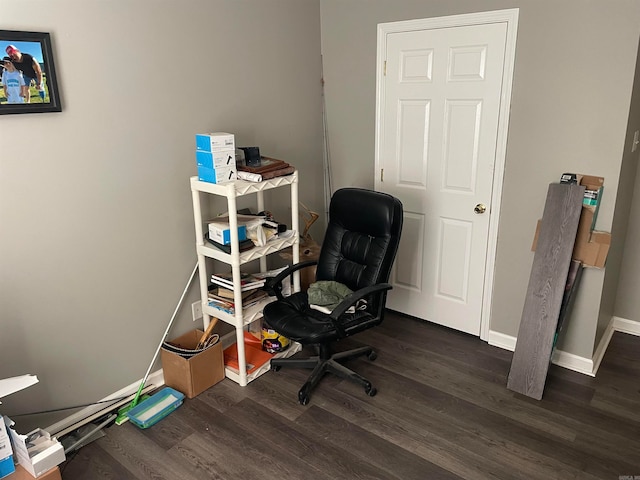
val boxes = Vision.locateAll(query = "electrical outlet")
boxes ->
[191,301,203,321]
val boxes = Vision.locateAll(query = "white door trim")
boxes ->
[375,9,519,341]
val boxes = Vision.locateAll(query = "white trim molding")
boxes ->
[612,316,640,335]
[551,349,594,376]
[489,316,640,377]
[487,330,516,351]
[488,330,594,376]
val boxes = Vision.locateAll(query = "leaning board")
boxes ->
[507,183,585,400]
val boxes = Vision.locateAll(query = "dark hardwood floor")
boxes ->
[61,312,640,479]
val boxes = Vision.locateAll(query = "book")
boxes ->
[215,287,267,304]
[260,165,295,180]
[207,299,235,315]
[236,156,287,174]
[215,286,258,300]
[207,289,268,314]
[210,271,265,291]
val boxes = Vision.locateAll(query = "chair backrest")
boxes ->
[315,188,403,292]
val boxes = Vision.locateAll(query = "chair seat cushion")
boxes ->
[263,292,375,344]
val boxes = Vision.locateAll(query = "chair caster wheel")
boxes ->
[365,385,377,397]
[298,392,310,405]
[368,351,377,361]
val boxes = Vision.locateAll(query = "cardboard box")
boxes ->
[197,165,237,184]
[4,418,64,479]
[570,206,610,268]
[581,230,611,268]
[196,150,236,168]
[561,173,604,230]
[531,207,611,268]
[195,132,235,152]
[7,465,61,480]
[578,175,604,230]
[161,330,225,399]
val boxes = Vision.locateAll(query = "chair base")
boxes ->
[271,345,378,405]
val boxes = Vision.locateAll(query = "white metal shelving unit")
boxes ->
[190,172,301,386]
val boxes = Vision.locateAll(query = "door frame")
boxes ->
[375,9,519,341]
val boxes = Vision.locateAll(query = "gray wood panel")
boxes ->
[507,183,585,399]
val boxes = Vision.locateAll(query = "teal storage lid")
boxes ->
[126,387,184,429]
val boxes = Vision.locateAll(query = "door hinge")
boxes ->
[380,168,384,182]
[384,61,386,76]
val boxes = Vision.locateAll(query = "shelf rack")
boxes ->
[190,172,300,386]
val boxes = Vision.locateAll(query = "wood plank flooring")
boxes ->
[60,311,640,479]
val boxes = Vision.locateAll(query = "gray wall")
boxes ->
[0,0,324,431]
[614,41,640,325]
[320,0,640,359]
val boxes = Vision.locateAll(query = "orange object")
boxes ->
[223,333,273,374]
[8,465,61,480]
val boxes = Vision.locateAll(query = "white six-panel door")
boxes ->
[375,11,518,336]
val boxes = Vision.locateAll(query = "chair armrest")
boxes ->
[264,260,318,300]
[330,283,392,319]
[323,283,392,336]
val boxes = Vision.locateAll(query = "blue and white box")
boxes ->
[196,132,235,152]
[0,456,13,479]
[0,415,14,479]
[196,150,235,168]
[208,218,247,245]
[197,165,237,185]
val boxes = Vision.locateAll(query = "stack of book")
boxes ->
[210,271,265,290]
[236,156,295,180]
[208,272,267,314]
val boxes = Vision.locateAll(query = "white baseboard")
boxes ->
[489,316,640,377]
[488,330,593,375]
[551,349,594,376]
[591,317,615,375]
[45,369,165,436]
[612,316,640,335]
[487,330,516,351]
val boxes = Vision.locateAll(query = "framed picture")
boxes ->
[0,30,62,115]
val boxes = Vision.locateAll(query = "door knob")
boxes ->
[474,203,487,214]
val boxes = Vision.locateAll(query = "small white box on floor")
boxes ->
[196,150,235,168]
[195,132,235,152]
[4,417,65,478]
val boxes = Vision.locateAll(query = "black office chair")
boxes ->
[262,188,403,405]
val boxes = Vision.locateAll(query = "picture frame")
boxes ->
[0,30,62,115]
